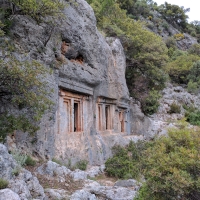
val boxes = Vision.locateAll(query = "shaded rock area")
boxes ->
[0,144,140,200]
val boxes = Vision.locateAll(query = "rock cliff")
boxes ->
[1,0,150,165]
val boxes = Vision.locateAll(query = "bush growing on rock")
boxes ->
[75,160,88,171]
[0,178,9,189]
[25,155,36,166]
[168,102,181,114]
[166,54,200,84]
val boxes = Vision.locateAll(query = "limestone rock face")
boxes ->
[147,83,200,137]
[0,144,17,180]
[2,0,150,165]
[0,189,21,200]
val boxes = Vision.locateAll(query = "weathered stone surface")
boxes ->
[86,165,104,178]
[45,188,70,200]
[0,144,45,200]
[70,169,88,180]
[70,190,97,200]
[37,161,71,177]
[0,144,17,180]
[114,179,140,189]
[0,189,21,200]
[85,186,137,200]
[9,169,45,200]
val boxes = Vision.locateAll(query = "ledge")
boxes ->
[59,78,93,96]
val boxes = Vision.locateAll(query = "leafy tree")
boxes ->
[0,20,4,36]
[188,44,200,56]
[0,48,53,142]
[158,2,189,30]
[8,0,65,22]
[166,54,200,84]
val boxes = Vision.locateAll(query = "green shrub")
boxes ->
[75,160,88,171]
[105,141,147,179]
[141,90,161,115]
[11,150,27,166]
[183,105,200,126]
[12,166,21,176]
[168,102,181,114]
[0,178,9,189]
[137,128,200,200]
[166,54,200,84]
[25,155,36,166]
[187,60,200,83]
[187,80,199,94]
[185,111,200,126]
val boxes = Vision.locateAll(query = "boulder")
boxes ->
[0,189,20,200]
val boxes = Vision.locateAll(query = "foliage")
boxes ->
[0,20,5,36]
[168,102,181,114]
[12,166,21,176]
[184,105,200,126]
[173,33,185,41]
[87,0,168,115]
[187,60,200,82]
[137,128,200,200]
[75,160,88,171]
[8,0,65,22]
[187,80,199,94]
[25,155,36,166]
[141,90,161,115]
[0,46,53,142]
[0,178,9,189]
[157,2,189,30]
[11,150,27,166]
[188,44,200,56]
[105,141,148,179]
[165,54,200,84]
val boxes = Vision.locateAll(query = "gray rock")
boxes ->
[86,166,103,178]
[86,186,137,200]
[45,188,70,200]
[0,189,21,200]
[37,161,71,177]
[9,169,45,200]
[0,144,17,180]
[70,169,87,180]
[114,179,140,189]
[70,190,97,200]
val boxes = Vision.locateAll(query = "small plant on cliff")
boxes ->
[0,178,9,189]
[25,155,36,166]
[11,150,27,166]
[168,102,181,114]
[75,160,88,171]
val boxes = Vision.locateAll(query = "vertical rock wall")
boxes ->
[3,0,150,165]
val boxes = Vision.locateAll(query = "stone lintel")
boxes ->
[97,96,117,104]
[59,78,93,96]
[118,102,129,109]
